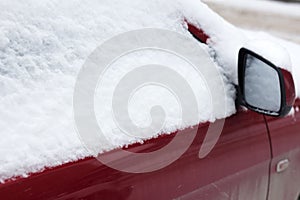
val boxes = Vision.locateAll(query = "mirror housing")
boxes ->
[238,48,296,117]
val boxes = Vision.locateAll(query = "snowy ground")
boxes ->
[204,0,300,44]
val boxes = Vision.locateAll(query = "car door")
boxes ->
[266,99,300,200]
[171,109,271,200]
[0,109,272,200]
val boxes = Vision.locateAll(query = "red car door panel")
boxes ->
[266,99,300,200]
[0,110,271,200]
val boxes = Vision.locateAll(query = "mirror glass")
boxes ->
[244,54,281,112]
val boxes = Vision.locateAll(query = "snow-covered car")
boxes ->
[0,0,300,200]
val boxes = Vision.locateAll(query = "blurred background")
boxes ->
[203,0,300,44]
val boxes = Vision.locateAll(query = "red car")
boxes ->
[0,3,299,200]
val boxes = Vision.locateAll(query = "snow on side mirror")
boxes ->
[238,48,295,117]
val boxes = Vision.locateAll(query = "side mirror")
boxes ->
[238,48,295,117]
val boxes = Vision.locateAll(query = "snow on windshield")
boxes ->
[0,0,299,182]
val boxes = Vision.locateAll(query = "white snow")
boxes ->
[0,0,236,182]
[205,0,300,18]
[243,30,300,96]
[181,0,300,95]
[0,0,299,182]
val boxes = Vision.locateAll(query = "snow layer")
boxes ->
[0,0,300,182]
[0,0,236,182]
[205,0,300,18]
[181,0,299,90]
[243,30,300,96]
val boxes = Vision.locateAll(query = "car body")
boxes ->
[0,3,300,200]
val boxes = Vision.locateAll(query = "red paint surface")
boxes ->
[266,99,300,200]
[281,69,296,107]
[186,22,209,44]
[0,110,271,200]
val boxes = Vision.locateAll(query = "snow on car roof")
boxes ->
[0,0,299,182]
